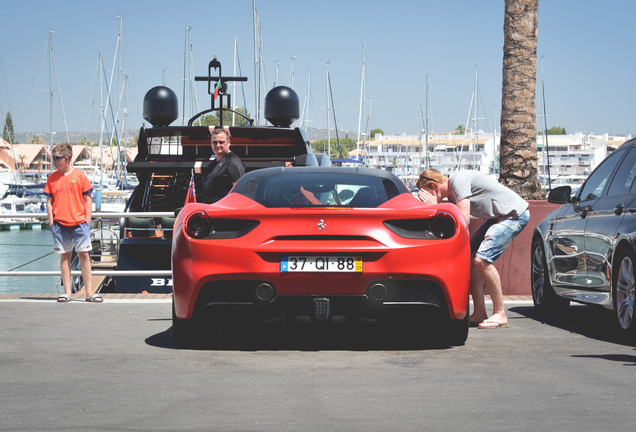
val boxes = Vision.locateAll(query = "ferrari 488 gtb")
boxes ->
[172,167,471,346]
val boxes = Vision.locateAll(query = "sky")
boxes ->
[1,0,636,140]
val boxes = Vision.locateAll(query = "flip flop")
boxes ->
[86,293,103,303]
[477,320,508,329]
[57,294,70,303]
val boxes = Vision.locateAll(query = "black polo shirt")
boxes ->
[201,152,245,203]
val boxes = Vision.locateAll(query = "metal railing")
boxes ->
[0,212,174,277]
[0,212,174,219]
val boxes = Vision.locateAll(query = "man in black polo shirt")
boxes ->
[202,127,245,203]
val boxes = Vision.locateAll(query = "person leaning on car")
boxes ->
[416,169,529,329]
[201,127,245,203]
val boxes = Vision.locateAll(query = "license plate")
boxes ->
[280,256,363,272]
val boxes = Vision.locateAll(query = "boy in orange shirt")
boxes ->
[44,143,101,302]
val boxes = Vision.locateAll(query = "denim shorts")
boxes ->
[470,209,530,263]
[51,221,92,254]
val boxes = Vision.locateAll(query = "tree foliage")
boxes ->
[28,134,45,144]
[199,106,252,127]
[538,126,566,135]
[369,128,383,139]
[453,124,466,135]
[3,112,15,143]
[310,137,357,159]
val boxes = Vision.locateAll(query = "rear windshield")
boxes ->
[235,173,404,208]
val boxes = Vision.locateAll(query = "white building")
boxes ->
[357,131,630,187]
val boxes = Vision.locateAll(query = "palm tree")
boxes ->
[18,154,26,177]
[499,0,544,199]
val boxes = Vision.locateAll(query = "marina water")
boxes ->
[0,227,62,294]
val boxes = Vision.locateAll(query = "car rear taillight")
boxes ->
[184,211,260,239]
[185,211,212,238]
[430,211,456,239]
[384,211,457,240]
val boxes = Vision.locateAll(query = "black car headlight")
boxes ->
[384,211,457,240]
[184,211,259,239]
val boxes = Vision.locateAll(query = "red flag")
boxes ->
[185,173,196,205]
[213,79,221,99]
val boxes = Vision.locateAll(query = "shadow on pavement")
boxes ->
[571,353,636,366]
[511,305,636,348]
[145,318,460,351]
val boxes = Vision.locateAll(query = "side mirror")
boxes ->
[548,185,572,204]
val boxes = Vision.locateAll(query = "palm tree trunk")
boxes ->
[499,0,545,200]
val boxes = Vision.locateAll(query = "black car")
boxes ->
[531,137,636,338]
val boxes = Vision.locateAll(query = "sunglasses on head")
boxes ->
[419,175,436,183]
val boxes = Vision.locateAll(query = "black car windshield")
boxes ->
[235,172,405,208]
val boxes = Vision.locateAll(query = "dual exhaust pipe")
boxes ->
[256,281,388,302]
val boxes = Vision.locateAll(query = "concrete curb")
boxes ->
[0,293,533,304]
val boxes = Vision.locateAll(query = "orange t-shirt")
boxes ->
[44,168,94,226]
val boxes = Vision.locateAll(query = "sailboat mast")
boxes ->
[48,30,54,173]
[472,65,478,169]
[425,74,430,169]
[325,61,331,157]
[540,55,552,190]
[356,45,365,160]
[232,36,238,126]
[253,0,259,124]
[98,53,104,189]
[493,105,497,175]
[117,15,123,120]
[299,69,311,129]
[290,56,296,90]
[182,26,189,125]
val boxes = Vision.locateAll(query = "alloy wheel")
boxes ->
[615,253,635,331]
[531,241,546,305]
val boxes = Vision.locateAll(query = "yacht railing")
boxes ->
[0,212,174,277]
[0,212,174,219]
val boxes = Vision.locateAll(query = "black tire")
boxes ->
[531,237,569,313]
[612,248,636,338]
[443,314,469,346]
[172,298,201,348]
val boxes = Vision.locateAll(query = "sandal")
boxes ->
[86,293,103,303]
[57,294,71,303]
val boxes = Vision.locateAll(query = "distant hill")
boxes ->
[13,126,356,145]
[13,131,138,146]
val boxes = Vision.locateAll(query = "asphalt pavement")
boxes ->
[1,298,635,431]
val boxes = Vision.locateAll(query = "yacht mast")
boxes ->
[48,30,54,173]
[232,36,238,126]
[425,74,430,169]
[540,55,552,190]
[356,45,365,160]
[252,0,260,124]
[325,61,331,157]
[299,69,311,129]
[181,26,189,125]
[290,56,296,90]
[472,66,478,169]
[97,53,104,190]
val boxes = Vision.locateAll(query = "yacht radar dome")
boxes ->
[265,86,299,127]
[143,86,178,127]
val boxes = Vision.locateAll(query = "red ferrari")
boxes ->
[172,167,471,346]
